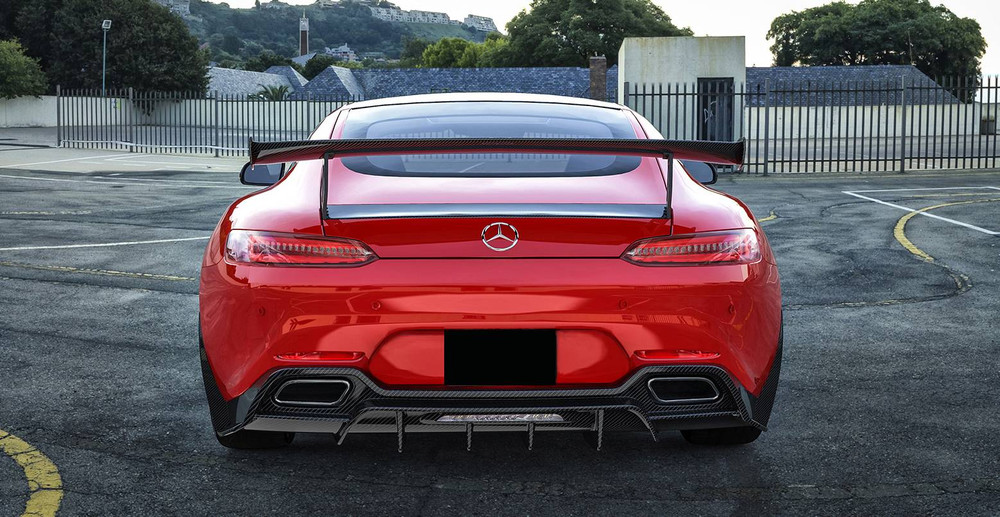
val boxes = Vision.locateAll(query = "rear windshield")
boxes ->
[339,102,642,177]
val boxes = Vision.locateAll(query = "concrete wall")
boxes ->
[743,104,995,140]
[619,36,746,138]
[0,96,57,127]
[618,36,746,94]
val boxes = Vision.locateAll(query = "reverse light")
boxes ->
[622,229,761,265]
[225,230,376,266]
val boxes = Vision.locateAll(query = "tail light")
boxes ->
[225,230,376,266]
[622,229,760,265]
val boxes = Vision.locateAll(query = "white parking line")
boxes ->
[105,157,219,168]
[0,173,252,189]
[0,154,125,169]
[843,191,1000,236]
[850,186,999,193]
[0,236,210,252]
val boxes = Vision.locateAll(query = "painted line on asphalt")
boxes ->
[0,154,124,169]
[91,175,236,186]
[0,210,94,216]
[0,173,251,190]
[105,155,219,167]
[0,260,196,281]
[0,429,63,517]
[899,192,1000,198]
[843,191,999,236]
[894,198,1000,262]
[758,209,778,222]
[851,186,999,193]
[0,236,209,252]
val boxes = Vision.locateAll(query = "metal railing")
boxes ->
[55,77,1000,173]
[56,88,358,157]
[624,76,1000,174]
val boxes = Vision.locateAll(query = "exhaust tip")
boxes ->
[647,377,720,404]
[274,379,351,407]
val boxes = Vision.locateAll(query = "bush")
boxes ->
[0,39,47,99]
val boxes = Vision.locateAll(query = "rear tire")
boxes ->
[681,426,761,445]
[216,429,295,449]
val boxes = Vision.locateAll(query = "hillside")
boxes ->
[185,0,486,62]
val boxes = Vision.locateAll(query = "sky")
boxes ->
[212,0,1000,74]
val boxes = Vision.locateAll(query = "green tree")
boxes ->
[767,0,986,78]
[504,0,691,67]
[422,38,473,68]
[245,50,301,73]
[0,40,48,99]
[302,53,338,79]
[39,0,209,92]
[399,37,430,67]
[252,84,290,100]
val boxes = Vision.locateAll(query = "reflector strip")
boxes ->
[437,414,565,423]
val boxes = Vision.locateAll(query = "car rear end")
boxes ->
[199,96,782,450]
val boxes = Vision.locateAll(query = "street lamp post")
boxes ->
[101,19,112,96]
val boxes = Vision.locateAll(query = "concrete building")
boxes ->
[325,43,358,63]
[369,6,495,28]
[618,36,746,140]
[463,15,498,32]
[153,0,190,16]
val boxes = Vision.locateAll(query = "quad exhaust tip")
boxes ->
[274,378,351,407]
[647,377,720,404]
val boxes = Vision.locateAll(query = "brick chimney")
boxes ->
[299,13,309,56]
[589,56,607,101]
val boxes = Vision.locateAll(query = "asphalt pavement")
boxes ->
[0,148,998,515]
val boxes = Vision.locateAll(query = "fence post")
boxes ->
[899,77,907,174]
[762,79,770,176]
[622,82,630,108]
[127,87,135,153]
[55,85,62,148]
[213,91,220,158]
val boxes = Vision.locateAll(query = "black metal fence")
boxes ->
[624,76,1000,174]
[56,77,1000,173]
[56,88,358,157]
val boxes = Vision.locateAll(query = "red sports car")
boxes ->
[199,93,782,450]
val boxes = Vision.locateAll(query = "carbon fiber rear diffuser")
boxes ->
[334,407,658,452]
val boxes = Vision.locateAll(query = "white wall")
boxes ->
[619,36,746,139]
[0,96,57,127]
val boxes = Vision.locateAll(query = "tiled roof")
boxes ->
[291,53,317,67]
[292,66,364,99]
[295,65,619,102]
[207,67,292,97]
[746,65,959,106]
[264,66,308,90]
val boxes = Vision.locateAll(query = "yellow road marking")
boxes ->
[0,429,63,517]
[0,260,195,281]
[759,210,778,222]
[893,198,1000,262]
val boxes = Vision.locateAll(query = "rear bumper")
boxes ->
[201,335,782,447]
[200,257,783,400]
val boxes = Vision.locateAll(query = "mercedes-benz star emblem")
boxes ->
[481,222,519,251]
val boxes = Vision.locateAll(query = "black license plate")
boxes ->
[444,329,557,386]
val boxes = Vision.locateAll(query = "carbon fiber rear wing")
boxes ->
[247,138,746,220]
[249,137,745,166]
